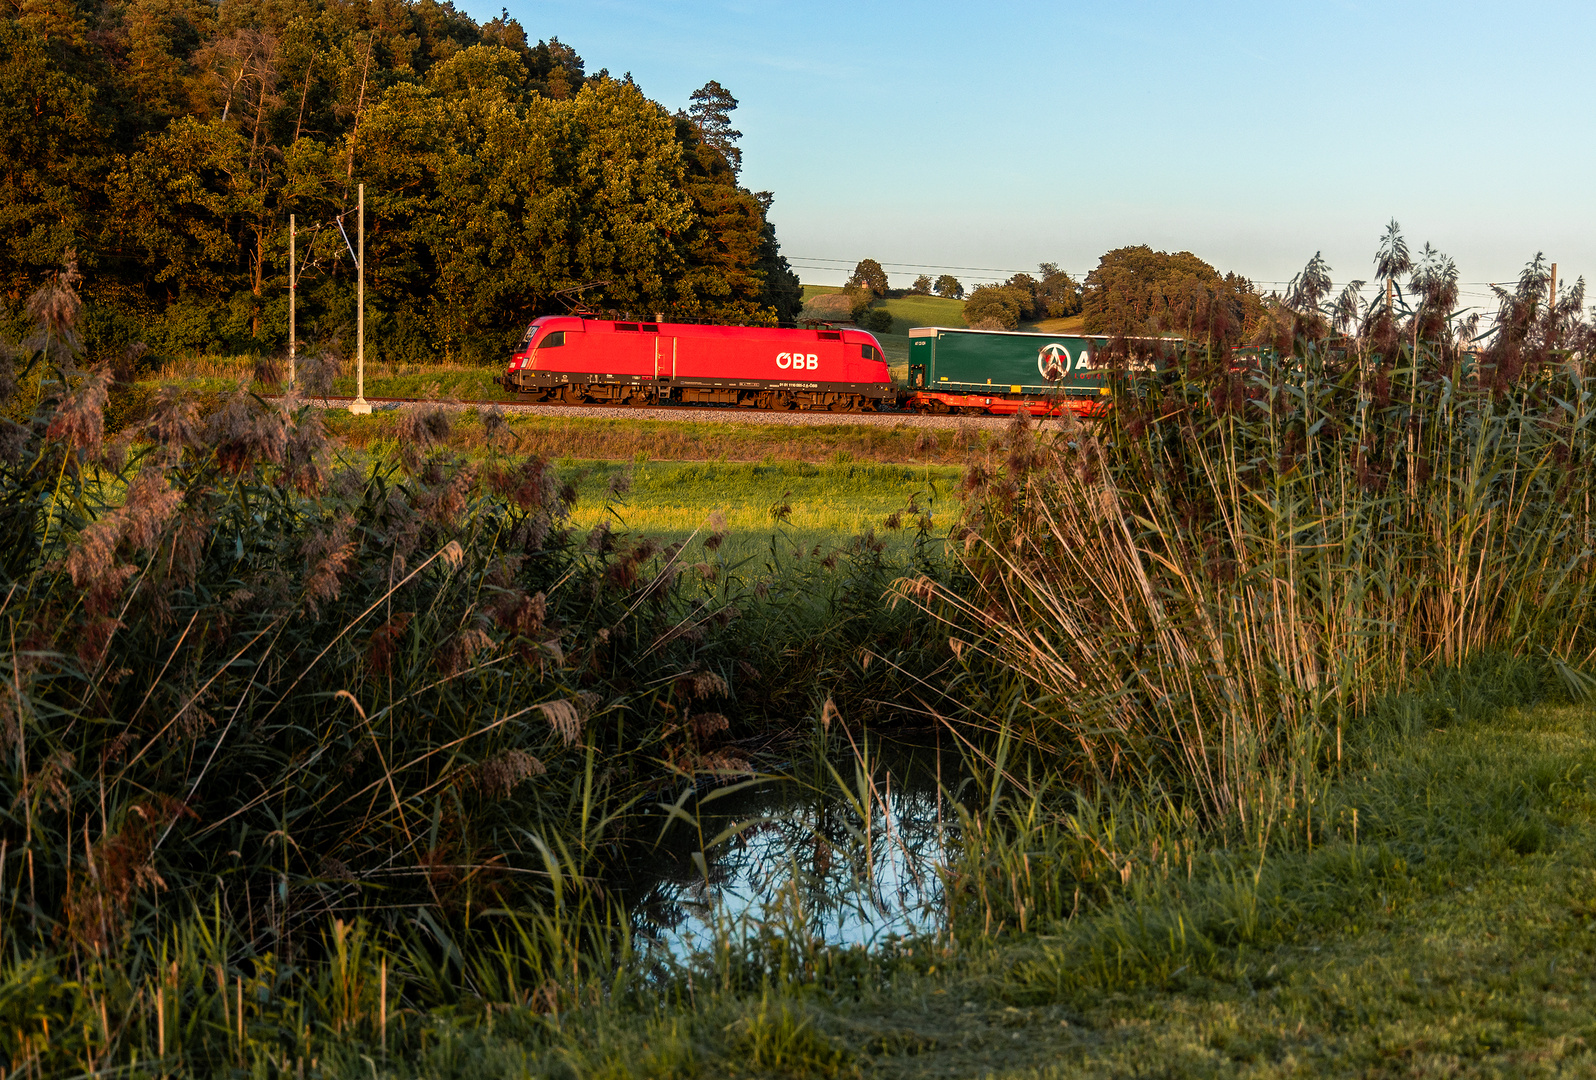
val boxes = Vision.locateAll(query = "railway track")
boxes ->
[300,394,1028,430]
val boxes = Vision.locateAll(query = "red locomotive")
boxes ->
[497,316,893,411]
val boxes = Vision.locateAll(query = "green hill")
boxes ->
[799,286,968,375]
[800,286,967,334]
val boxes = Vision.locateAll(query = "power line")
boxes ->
[789,256,1079,276]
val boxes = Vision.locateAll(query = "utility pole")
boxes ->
[349,184,371,414]
[288,214,296,388]
[1550,262,1558,316]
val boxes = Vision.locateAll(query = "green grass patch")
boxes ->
[562,458,960,563]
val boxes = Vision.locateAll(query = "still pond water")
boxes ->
[625,733,966,962]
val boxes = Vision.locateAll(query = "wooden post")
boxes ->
[350,184,371,414]
[1550,262,1558,316]
[288,214,296,389]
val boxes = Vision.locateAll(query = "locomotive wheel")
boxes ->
[560,383,585,404]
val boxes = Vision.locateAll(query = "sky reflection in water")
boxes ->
[628,735,962,963]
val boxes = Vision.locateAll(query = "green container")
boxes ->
[907,327,1170,396]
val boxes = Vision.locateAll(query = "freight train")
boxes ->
[496,315,1169,416]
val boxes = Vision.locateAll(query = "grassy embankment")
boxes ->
[151,353,520,402]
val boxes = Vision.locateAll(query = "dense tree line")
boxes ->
[963,264,1081,330]
[0,0,800,364]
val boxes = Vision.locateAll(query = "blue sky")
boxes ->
[465,0,1595,305]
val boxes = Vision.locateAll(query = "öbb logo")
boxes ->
[776,352,819,370]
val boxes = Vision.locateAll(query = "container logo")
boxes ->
[777,352,820,370]
[1038,343,1071,380]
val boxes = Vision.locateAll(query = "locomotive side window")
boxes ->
[538,331,566,348]
[861,345,880,361]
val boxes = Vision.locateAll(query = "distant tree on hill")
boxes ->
[1082,245,1260,345]
[962,285,1026,330]
[934,274,963,299]
[1004,273,1042,320]
[1035,263,1082,318]
[995,265,1083,321]
[849,258,889,297]
[911,274,932,294]
[688,80,742,174]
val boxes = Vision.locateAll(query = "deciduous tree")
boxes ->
[962,285,1025,330]
[1081,244,1259,347]
[849,258,888,297]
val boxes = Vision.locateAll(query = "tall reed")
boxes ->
[904,279,1595,825]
